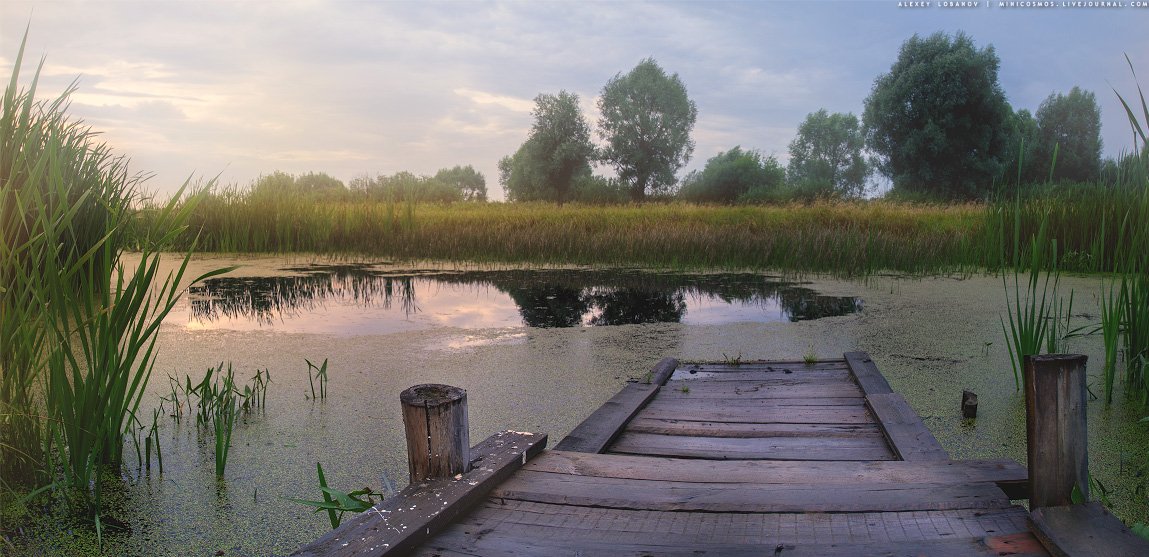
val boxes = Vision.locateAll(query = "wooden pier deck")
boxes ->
[295,352,1061,556]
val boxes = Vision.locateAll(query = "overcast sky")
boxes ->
[2,0,1147,200]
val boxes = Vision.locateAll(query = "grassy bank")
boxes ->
[147,184,1148,277]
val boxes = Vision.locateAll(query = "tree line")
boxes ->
[503,31,1120,203]
[241,165,488,203]
[248,31,1126,204]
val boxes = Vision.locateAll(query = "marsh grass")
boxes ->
[152,194,994,275]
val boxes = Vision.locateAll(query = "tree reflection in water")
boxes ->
[187,266,861,328]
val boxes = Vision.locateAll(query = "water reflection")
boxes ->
[180,265,862,334]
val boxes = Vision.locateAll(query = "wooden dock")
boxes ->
[294,352,1148,556]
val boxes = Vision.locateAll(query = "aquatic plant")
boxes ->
[1099,278,1124,403]
[289,462,382,529]
[1000,212,1060,390]
[212,369,239,477]
[306,358,329,400]
[722,352,743,366]
[803,345,818,366]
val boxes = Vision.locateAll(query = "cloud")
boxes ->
[2,0,1146,200]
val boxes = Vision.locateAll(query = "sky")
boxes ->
[2,0,1147,200]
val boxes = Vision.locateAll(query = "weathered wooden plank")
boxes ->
[525,451,1028,496]
[866,392,949,461]
[669,368,854,383]
[553,383,657,453]
[633,402,876,424]
[655,380,864,399]
[608,431,897,460]
[647,356,679,386]
[491,470,1012,512]
[1029,502,1149,557]
[845,351,893,395]
[290,431,547,556]
[625,418,884,439]
[645,397,867,412]
[418,529,1047,557]
[447,499,1035,545]
[679,359,850,373]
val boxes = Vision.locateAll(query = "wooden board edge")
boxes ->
[845,351,893,395]
[648,357,680,386]
[290,430,548,556]
[866,392,949,461]
[1029,502,1149,557]
[554,382,659,453]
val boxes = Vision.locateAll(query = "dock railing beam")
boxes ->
[1024,354,1088,508]
[401,384,469,485]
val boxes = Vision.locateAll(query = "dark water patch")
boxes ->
[179,266,862,334]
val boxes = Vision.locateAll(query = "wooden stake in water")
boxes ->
[1024,354,1088,508]
[401,384,469,485]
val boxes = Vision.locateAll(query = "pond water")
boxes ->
[14,255,1149,556]
[178,264,863,334]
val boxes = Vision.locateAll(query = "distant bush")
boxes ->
[677,147,784,204]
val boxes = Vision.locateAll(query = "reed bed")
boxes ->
[153,184,1149,277]
[156,198,993,276]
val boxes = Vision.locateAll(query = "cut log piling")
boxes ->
[1024,354,1088,509]
[401,383,469,484]
[962,390,978,419]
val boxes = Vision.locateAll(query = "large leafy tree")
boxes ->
[863,32,1013,199]
[677,147,784,204]
[500,91,595,204]
[787,109,870,198]
[1003,109,1043,185]
[1033,87,1102,183]
[434,165,487,201]
[598,58,698,201]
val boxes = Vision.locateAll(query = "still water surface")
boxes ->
[18,256,1148,556]
[178,264,863,334]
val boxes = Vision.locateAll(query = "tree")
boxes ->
[677,147,784,204]
[500,91,595,204]
[352,171,462,203]
[863,32,1013,199]
[786,110,870,198]
[531,91,596,204]
[598,58,698,201]
[434,165,487,201]
[295,172,349,199]
[1033,87,1102,183]
[1002,109,1042,185]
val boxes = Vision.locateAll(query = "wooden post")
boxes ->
[961,390,978,419]
[401,384,469,485]
[1024,354,1088,508]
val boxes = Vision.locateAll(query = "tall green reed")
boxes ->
[1000,211,1061,390]
[1,30,227,534]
